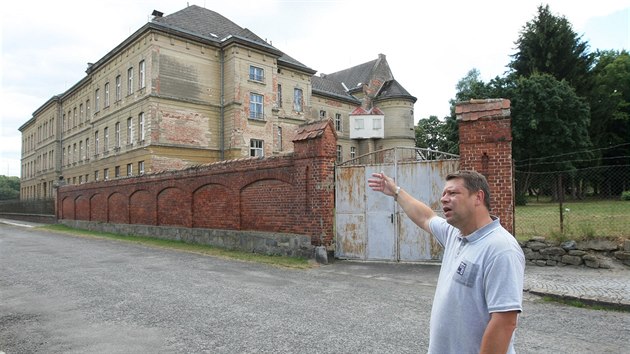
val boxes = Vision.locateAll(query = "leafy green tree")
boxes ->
[588,50,630,196]
[442,68,498,155]
[509,4,593,97]
[510,74,592,200]
[589,50,630,149]
[0,175,20,200]
[415,115,447,151]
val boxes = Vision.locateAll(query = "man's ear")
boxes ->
[474,189,485,207]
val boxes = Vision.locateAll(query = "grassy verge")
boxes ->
[515,199,630,242]
[541,295,630,312]
[38,224,312,269]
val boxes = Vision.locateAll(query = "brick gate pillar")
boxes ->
[455,99,514,235]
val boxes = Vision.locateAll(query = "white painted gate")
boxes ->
[335,147,459,262]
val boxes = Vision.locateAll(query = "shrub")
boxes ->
[515,193,528,206]
[622,191,630,201]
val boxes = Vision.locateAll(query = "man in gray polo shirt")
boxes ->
[368,170,524,354]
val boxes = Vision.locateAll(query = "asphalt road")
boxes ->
[1,224,628,353]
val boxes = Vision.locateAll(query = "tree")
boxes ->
[509,4,593,97]
[415,115,447,151]
[510,74,592,200]
[588,50,630,196]
[0,175,20,200]
[443,68,498,155]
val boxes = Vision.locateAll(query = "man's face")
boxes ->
[440,178,476,229]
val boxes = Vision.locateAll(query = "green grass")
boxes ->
[515,199,630,242]
[38,224,312,269]
[541,296,629,312]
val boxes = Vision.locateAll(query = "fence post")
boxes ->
[558,173,564,234]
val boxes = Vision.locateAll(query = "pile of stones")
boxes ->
[520,237,630,269]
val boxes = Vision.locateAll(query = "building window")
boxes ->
[319,110,326,120]
[277,84,282,107]
[249,65,264,82]
[94,170,99,181]
[94,131,99,154]
[138,112,145,141]
[79,104,84,123]
[277,126,282,151]
[139,60,146,89]
[293,88,303,112]
[95,89,100,112]
[86,99,90,119]
[249,93,264,119]
[350,146,356,159]
[79,141,83,161]
[127,163,133,176]
[355,118,364,129]
[73,143,77,163]
[104,127,109,151]
[62,147,66,165]
[138,161,145,175]
[85,137,89,158]
[127,67,133,95]
[104,82,110,107]
[104,168,109,180]
[335,113,342,131]
[115,75,121,101]
[115,166,120,178]
[127,117,133,144]
[73,107,77,126]
[115,122,121,148]
[79,175,83,184]
[373,118,382,130]
[336,145,342,163]
[250,139,264,157]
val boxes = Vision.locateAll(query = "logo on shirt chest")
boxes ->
[457,261,467,275]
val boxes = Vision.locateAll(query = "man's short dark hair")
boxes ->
[446,170,491,210]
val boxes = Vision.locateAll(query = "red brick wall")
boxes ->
[57,120,337,246]
[455,99,514,234]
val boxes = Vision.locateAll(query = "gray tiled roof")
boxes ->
[323,59,378,91]
[152,5,314,72]
[311,76,360,103]
[378,79,417,102]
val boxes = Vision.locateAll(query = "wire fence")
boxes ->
[514,165,630,240]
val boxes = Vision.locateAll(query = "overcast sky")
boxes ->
[1,0,629,177]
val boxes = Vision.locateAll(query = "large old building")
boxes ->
[19,5,416,200]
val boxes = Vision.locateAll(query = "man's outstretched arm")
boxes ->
[367,172,437,233]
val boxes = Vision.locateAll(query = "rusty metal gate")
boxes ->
[335,147,459,262]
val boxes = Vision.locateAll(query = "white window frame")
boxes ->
[138,161,145,175]
[335,113,342,131]
[250,139,264,157]
[249,65,264,82]
[293,88,303,112]
[127,117,133,144]
[139,60,146,89]
[127,67,134,95]
[115,75,121,101]
[127,163,133,176]
[94,131,99,154]
[104,82,110,107]
[95,89,100,112]
[115,122,121,148]
[249,93,264,120]
[138,112,145,141]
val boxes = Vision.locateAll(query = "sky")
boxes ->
[1,0,629,177]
